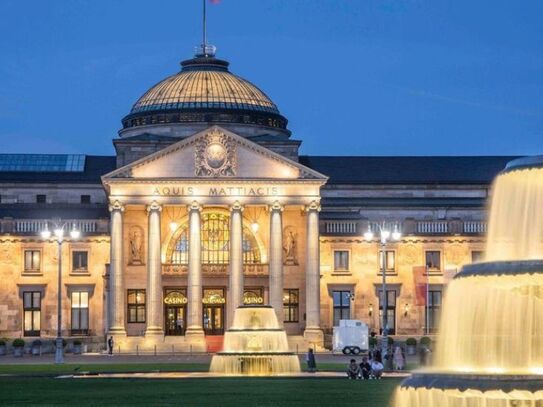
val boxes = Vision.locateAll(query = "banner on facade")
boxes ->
[413,266,427,306]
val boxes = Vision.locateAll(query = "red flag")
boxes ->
[413,266,427,306]
[209,0,221,4]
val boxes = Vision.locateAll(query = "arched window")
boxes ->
[166,211,261,265]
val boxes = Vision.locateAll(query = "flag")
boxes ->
[413,266,427,306]
[209,0,221,4]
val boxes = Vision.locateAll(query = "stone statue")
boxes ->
[129,226,143,265]
[283,227,298,265]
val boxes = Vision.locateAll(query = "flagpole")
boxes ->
[203,0,207,53]
[425,264,429,335]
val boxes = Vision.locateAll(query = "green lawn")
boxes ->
[0,377,400,406]
[0,362,397,375]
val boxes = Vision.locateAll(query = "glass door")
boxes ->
[165,306,186,336]
[203,305,224,335]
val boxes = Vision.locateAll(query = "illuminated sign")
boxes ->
[203,290,226,305]
[152,186,279,197]
[243,291,264,305]
[164,291,188,305]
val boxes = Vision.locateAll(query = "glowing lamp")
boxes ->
[54,228,64,240]
[41,227,51,239]
[169,222,178,232]
[251,222,259,233]
[363,227,374,242]
[70,227,80,240]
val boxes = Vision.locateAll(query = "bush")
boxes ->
[12,339,25,348]
[32,340,42,347]
[369,337,378,347]
[420,336,431,347]
[406,338,417,346]
[387,336,394,345]
[0,339,6,346]
[73,340,82,346]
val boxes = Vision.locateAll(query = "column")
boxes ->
[228,201,244,327]
[186,201,205,340]
[268,201,284,325]
[304,200,323,346]
[145,201,163,337]
[108,200,126,336]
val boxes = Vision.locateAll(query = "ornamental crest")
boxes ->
[195,129,236,177]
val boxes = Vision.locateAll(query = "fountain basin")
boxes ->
[457,260,543,278]
[504,155,543,172]
[400,372,543,393]
[395,373,543,406]
[209,305,301,375]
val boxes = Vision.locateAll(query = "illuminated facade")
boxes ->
[0,49,516,351]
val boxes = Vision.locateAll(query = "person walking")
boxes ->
[107,336,114,356]
[306,348,317,373]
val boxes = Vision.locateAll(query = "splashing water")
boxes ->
[394,162,543,406]
[209,306,300,375]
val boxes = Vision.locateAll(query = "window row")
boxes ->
[333,249,485,273]
[125,288,301,324]
[332,289,442,333]
[23,291,89,336]
[23,249,88,273]
[31,194,92,204]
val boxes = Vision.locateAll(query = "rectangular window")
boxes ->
[378,289,397,335]
[379,250,396,273]
[23,291,41,336]
[425,251,441,273]
[333,250,349,271]
[333,290,351,326]
[427,290,442,333]
[471,251,484,263]
[24,250,41,272]
[80,195,91,204]
[127,289,146,323]
[36,194,46,204]
[283,289,299,323]
[71,291,89,335]
[72,251,88,272]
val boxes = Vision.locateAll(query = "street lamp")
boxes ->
[364,221,402,364]
[40,221,81,364]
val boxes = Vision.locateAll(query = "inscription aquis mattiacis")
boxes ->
[152,186,279,197]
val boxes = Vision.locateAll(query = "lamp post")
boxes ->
[41,221,80,364]
[364,221,401,365]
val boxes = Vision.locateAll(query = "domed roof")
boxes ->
[122,54,288,132]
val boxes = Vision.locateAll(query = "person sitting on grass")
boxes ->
[346,359,360,379]
[360,356,372,380]
[371,358,384,379]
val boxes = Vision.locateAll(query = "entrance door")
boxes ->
[203,305,224,335]
[165,306,186,336]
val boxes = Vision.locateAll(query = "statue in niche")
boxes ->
[129,226,144,265]
[283,226,298,265]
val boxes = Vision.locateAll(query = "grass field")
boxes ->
[0,376,400,406]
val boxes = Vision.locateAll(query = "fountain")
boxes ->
[395,156,543,406]
[209,305,301,375]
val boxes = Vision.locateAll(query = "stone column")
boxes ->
[228,201,244,327]
[145,201,163,337]
[304,200,323,347]
[268,201,284,326]
[186,201,205,344]
[108,200,126,336]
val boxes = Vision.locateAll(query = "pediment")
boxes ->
[103,126,327,182]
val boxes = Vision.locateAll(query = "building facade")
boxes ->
[0,49,516,351]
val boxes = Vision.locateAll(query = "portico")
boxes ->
[102,126,327,351]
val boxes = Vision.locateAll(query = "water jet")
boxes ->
[395,157,543,406]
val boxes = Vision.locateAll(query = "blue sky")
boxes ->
[0,0,542,156]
